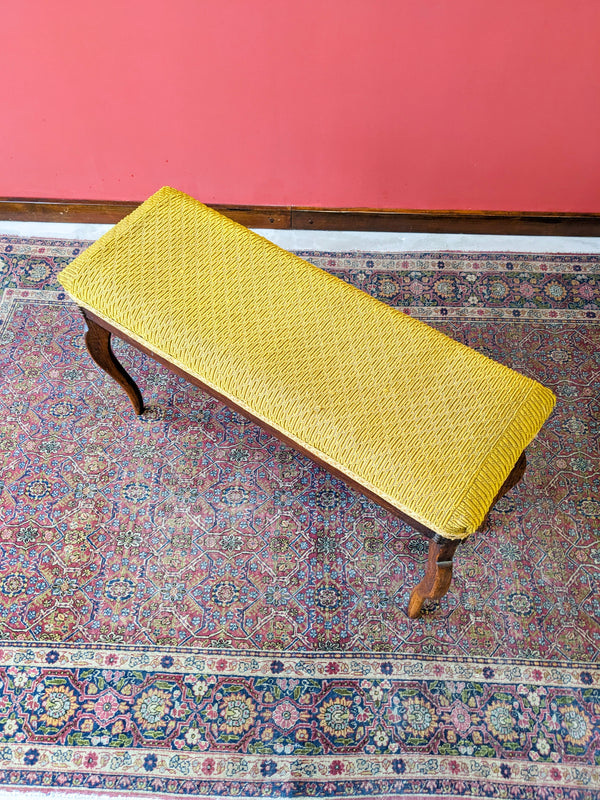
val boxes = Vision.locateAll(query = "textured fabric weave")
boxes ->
[57,187,556,539]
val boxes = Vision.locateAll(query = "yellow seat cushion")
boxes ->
[57,187,556,539]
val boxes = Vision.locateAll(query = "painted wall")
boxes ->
[2,0,600,211]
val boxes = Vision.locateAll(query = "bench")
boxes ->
[57,187,556,618]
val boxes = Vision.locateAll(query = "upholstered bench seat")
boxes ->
[57,187,555,617]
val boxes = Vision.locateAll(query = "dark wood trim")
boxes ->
[80,307,440,541]
[80,306,527,544]
[80,306,528,618]
[0,199,141,225]
[1,197,599,236]
[212,204,291,229]
[0,198,292,229]
[291,208,600,236]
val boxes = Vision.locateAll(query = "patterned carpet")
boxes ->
[0,236,598,798]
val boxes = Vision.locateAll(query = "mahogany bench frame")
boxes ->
[80,307,527,620]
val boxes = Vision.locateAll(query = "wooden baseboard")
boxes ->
[0,199,291,229]
[291,208,600,236]
[1,197,599,236]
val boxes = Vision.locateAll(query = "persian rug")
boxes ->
[0,235,598,799]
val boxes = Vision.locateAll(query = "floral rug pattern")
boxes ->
[0,236,599,798]
[0,643,597,798]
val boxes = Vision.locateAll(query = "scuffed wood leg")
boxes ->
[407,451,528,619]
[408,537,460,619]
[80,308,145,415]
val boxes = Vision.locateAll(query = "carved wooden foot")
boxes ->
[408,538,460,619]
[407,451,527,618]
[81,308,145,415]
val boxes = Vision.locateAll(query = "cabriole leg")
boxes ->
[408,537,460,619]
[81,308,145,415]
[407,452,527,619]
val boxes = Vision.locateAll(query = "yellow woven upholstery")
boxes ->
[57,187,556,540]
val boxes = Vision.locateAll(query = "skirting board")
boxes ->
[1,198,600,236]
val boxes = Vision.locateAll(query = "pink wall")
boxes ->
[2,0,600,212]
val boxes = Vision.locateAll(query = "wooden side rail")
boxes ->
[80,308,527,619]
